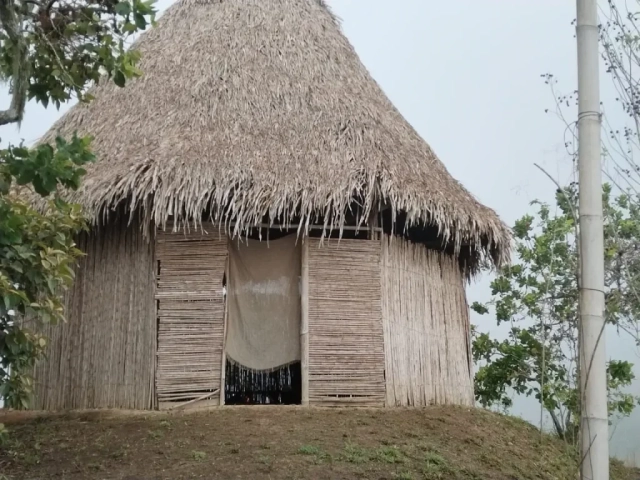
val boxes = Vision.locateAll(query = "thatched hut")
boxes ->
[30,0,510,410]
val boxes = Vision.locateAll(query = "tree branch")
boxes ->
[0,0,30,126]
[548,409,566,439]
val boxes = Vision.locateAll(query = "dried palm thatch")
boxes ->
[34,0,510,269]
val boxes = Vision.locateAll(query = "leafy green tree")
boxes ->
[0,0,156,124]
[531,0,640,447]
[0,136,92,411]
[472,184,640,443]
[0,0,156,439]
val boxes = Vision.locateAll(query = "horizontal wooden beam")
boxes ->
[227,222,383,233]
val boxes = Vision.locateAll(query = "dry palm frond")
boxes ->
[31,0,511,270]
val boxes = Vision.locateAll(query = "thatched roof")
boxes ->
[36,0,511,268]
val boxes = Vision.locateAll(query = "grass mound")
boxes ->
[0,406,637,479]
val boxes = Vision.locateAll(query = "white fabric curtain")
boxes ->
[226,235,301,371]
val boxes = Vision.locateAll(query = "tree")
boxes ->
[0,0,156,124]
[0,136,92,413]
[498,1,640,446]
[0,0,156,439]
[472,184,640,444]
[541,1,640,330]
[600,0,640,191]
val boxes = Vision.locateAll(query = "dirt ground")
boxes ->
[0,406,638,480]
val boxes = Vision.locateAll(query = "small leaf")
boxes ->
[3,294,13,309]
[134,12,147,30]
[115,1,131,15]
[113,70,126,88]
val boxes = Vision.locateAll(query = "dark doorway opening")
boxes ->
[224,361,301,405]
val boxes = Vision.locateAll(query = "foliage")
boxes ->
[472,184,640,442]
[0,0,156,125]
[529,0,640,451]
[0,0,156,440]
[0,135,94,411]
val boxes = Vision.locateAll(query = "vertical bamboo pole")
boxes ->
[301,240,310,406]
[576,0,608,478]
[368,205,380,240]
[219,251,229,406]
[381,236,394,408]
[152,234,159,410]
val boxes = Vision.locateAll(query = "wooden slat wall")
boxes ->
[155,225,227,407]
[307,239,385,406]
[381,236,474,407]
[31,216,157,410]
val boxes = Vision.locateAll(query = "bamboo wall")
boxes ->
[31,224,474,411]
[32,216,156,410]
[155,224,227,408]
[307,239,386,406]
[381,236,474,407]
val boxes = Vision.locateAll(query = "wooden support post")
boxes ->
[153,254,160,410]
[226,222,383,233]
[219,254,229,406]
[301,240,310,406]
[368,204,380,240]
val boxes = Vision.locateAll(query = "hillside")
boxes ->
[0,406,637,480]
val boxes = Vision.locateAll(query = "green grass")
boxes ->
[374,446,404,464]
[191,450,206,461]
[297,445,321,456]
[0,407,638,480]
[393,472,414,480]
[341,443,370,464]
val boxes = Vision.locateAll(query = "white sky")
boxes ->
[1,0,638,464]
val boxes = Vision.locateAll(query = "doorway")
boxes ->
[224,361,301,405]
[223,234,302,405]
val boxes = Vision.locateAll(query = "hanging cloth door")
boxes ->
[226,235,301,371]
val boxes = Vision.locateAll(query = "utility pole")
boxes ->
[576,0,609,479]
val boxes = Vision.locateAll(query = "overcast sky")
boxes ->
[327,0,639,464]
[1,0,638,465]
